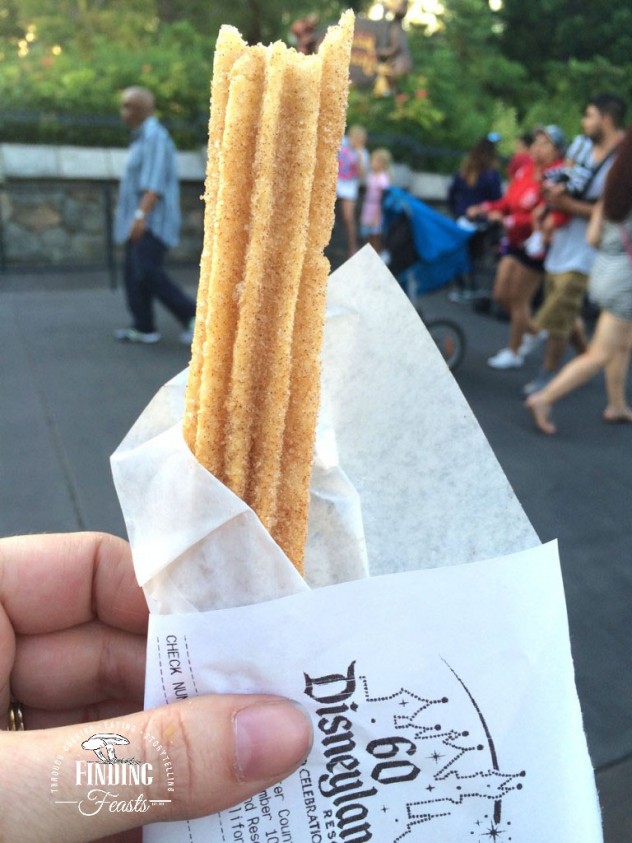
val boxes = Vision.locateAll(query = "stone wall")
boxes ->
[0,143,206,270]
[3,181,112,266]
[1,180,204,268]
[0,143,451,271]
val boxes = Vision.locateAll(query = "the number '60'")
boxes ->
[367,737,420,785]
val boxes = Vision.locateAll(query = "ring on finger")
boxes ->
[7,698,25,731]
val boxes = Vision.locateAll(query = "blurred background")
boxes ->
[2,0,632,160]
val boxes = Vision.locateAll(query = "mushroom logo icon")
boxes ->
[81,733,130,763]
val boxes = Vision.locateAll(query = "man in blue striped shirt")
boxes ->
[113,87,196,344]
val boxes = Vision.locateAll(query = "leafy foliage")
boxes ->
[1,0,631,170]
[347,10,530,170]
[498,0,632,74]
[0,17,211,147]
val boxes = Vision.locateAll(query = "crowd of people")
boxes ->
[454,92,631,435]
[107,78,630,443]
[338,93,631,437]
[526,122,632,433]
[108,82,632,438]
[465,124,567,370]
[336,123,393,258]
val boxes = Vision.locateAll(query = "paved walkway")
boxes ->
[1,262,630,840]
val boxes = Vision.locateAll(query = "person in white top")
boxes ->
[521,93,626,395]
[336,125,369,257]
[526,126,632,433]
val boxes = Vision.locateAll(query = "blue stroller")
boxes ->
[383,186,474,294]
[382,186,471,370]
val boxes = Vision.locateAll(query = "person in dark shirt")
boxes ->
[447,137,503,298]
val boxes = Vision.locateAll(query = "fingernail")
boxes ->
[233,700,313,782]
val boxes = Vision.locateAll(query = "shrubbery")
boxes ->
[0,20,211,149]
[2,6,632,173]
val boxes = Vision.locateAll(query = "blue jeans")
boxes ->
[123,231,195,333]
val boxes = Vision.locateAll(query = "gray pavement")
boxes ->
[1,262,631,841]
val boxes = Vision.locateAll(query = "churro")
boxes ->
[184,12,354,572]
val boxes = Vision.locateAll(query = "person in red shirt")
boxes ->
[506,131,534,179]
[467,127,566,369]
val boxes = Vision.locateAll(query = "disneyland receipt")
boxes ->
[143,541,602,842]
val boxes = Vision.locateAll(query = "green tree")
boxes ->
[498,0,632,76]
[418,0,532,152]
[0,1,368,148]
[521,56,631,137]
[9,0,155,53]
[4,0,630,165]
[7,0,357,49]
[0,0,25,42]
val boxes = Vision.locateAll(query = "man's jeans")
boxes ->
[123,231,195,333]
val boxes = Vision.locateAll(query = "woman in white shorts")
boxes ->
[336,125,369,257]
[527,127,632,433]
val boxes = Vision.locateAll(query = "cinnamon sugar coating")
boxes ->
[185,12,354,572]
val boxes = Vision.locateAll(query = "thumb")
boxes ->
[1,694,313,843]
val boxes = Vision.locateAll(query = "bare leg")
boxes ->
[507,266,542,353]
[522,318,540,339]
[526,396,557,435]
[603,351,632,421]
[526,350,604,434]
[491,256,535,352]
[569,317,588,354]
[542,334,567,373]
[526,311,632,433]
[491,255,513,313]
[368,233,382,253]
[340,198,358,257]
[603,316,632,420]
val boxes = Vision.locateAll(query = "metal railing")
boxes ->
[0,109,208,149]
[0,108,465,163]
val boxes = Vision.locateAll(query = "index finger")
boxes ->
[0,532,148,635]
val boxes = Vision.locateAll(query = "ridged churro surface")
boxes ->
[184,12,354,572]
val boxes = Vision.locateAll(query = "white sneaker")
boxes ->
[114,327,161,344]
[179,317,195,345]
[487,348,524,369]
[518,329,548,357]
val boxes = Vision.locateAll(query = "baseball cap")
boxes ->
[535,124,567,154]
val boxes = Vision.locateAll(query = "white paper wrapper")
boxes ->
[111,247,539,612]
[144,542,602,843]
[110,247,600,841]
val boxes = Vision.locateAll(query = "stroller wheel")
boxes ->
[423,316,466,371]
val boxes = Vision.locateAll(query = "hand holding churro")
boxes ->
[183,13,354,573]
